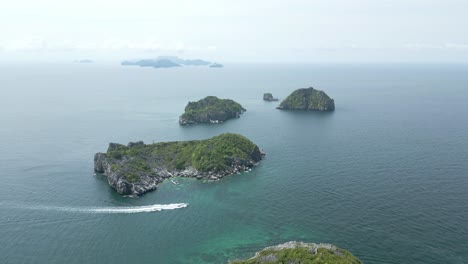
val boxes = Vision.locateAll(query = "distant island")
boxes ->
[209,63,223,68]
[263,93,279,101]
[277,87,335,111]
[121,56,216,68]
[229,241,362,264]
[73,59,93,63]
[179,96,246,125]
[121,58,181,68]
[94,133,264,196]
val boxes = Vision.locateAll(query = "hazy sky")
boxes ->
[1,0,468,63]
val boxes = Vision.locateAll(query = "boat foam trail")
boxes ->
[26,203,188,214]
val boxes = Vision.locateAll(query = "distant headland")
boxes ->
[121,56,220,68]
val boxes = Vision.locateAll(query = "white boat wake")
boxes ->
[24,203,188,214]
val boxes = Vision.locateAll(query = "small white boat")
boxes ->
[170,179,179,185]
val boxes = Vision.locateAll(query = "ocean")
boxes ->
[0,63,467,263]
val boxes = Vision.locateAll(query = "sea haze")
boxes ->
[0,63,467,264]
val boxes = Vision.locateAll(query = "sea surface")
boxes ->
[0,63,467,264]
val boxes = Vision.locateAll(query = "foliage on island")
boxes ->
[230,242,362,264]
[99,133,262,183]
[278,87,335,111]
[179,96,246,125]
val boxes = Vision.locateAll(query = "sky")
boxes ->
[1,0,468,63]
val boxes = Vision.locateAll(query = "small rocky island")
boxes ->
[263,93,279,101]
[94,133,263,196]
[179,96,246,125]
[229,241,362,264]
[209,63,223,68]
[277,87,335,111]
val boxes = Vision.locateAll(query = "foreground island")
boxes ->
[179,96,246,125]
[229,241,362,264]
[277,87,335,111]
[94,133,263,196]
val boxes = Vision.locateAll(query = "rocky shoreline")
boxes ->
[94,153,260,196]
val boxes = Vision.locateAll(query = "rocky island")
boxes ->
[121,58,181,68]
[209,63,223,68]
[94,133,263,196]
[263,93,279,101]
[229,241,362,264]
[277,87,335,111]
[179,96,246,125]
[121,56,213,68]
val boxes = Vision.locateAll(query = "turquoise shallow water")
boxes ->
[0,63,467,264]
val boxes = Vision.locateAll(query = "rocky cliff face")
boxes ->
[179,96,246,125]
[94,152,160,195]
[278,87,335,111]
[229,241,362,264]
[94,133,263,196]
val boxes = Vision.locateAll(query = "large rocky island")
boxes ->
[179,96,246,125]
[277,87,335,111]
[94,133,263,196]
[230,241,362,264]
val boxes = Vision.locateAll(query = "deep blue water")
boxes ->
[0,63,467,264]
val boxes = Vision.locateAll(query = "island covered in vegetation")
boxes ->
[179,96,246,125]
[121,56,213,68]
[94,133,263,196]
[229,241,362,264]
[277,87,335,111]
[121,58,181,68]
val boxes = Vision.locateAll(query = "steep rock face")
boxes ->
[179,96,246,125]
[278,87,335,111]
[229,241,362,264]
[93,133,263,196]
[263,93,278,101]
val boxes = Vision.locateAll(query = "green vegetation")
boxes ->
[105,133,261,182]
[278,88,335,111]
[192,133,260,171]
[180,96,246,124]
[231,245,362,264]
